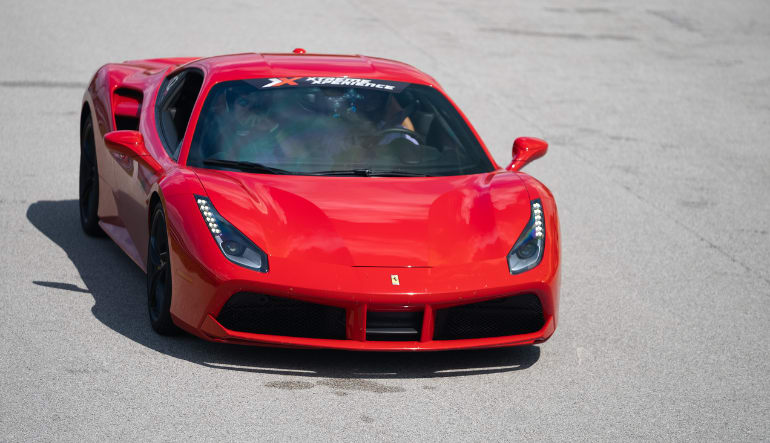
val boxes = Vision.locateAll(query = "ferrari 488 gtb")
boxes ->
[78,50,560,350]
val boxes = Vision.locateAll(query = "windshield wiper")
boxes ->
[367,170,431,177]
[311,169,430,177]
[203,158,290,175]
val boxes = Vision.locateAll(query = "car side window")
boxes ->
[156,69,204,159]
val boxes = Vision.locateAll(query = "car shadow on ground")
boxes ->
[27,200,540,379]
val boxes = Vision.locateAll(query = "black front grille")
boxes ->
[216,292,347,339]
[433,294,544,340]
[366,311,423,341]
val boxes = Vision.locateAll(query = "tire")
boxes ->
[79,113,103,236]
[147,204,180,335]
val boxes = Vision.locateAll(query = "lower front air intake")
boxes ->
[216,292,347,340]
[433,294,544,340]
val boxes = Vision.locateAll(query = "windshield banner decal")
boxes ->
[254,76,409,92]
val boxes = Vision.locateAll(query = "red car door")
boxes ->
[112,69,205,270]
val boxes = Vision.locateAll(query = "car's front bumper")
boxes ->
[164,189,560,351]
[168,246,559,351]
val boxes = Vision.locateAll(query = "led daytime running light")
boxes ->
[507,199,546,274]
[194,195,268,272]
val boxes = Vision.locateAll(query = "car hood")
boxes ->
[193,169,532,267]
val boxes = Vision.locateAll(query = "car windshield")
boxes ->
[187,77,494,176]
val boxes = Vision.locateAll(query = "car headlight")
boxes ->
[194,195,268,273]
[507,199,545,274]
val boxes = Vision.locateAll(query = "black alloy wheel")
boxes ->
[79,114,103,235]
[147,205,180,335]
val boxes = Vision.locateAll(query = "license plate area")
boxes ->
[366,310,423,341]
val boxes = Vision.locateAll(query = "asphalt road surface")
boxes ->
[1,1,769,441]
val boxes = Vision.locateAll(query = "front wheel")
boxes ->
[147,205,180,335]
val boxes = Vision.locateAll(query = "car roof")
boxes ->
[188,52,440,86]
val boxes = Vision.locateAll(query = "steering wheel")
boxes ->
[373,127,426,146]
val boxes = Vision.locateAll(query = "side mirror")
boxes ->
[104,130,148,157]
[104,130,162,173]
[506,137,548,172]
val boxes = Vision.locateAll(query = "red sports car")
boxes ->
[79,50,560,350]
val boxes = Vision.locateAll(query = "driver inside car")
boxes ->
[309,87,416,138]
[293,87,421,167]
[357,88,416,135]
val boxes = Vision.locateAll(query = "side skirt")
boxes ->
[99,220,146,273]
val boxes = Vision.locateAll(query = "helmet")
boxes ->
[298,87,369,118]
[357,89,387,113]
